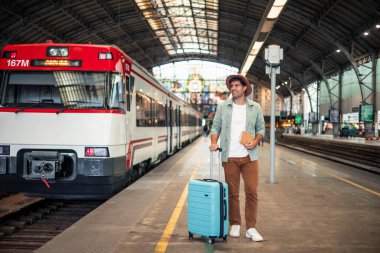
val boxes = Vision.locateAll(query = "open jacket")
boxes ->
[210,98,265,162]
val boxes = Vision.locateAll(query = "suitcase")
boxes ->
[188,148,228,244]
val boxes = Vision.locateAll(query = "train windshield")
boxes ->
[0,71,109,109]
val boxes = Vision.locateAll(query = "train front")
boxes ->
[0,43,130,199]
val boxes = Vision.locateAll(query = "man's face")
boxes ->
[230,80,246,99]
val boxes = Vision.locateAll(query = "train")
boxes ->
[0,42,202,199]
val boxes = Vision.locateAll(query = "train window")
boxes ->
[5,72,61,105]
[1,71,107,108]
[181,111,185,126]
[108,73,124,110]
[54,71,105,108]
[125,75,135,111]
[171,108,176,126]
[149,98,154,126]
[129,76,135,92]
[152,99,157,126]
[155,100,165,126]
[136,91,151,127]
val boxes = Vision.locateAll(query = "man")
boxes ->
[209,74,265,242]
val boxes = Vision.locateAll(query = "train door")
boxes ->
[177,105,182,149]
[166,100,173,155]
[125,75,134,146]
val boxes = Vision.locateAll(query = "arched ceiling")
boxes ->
[0,0,379,96]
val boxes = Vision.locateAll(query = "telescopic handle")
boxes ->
[210,148,222,181]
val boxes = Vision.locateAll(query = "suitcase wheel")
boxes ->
[188,232,193,239]
[208,238,215,244]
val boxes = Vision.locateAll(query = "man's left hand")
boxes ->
[244,141,257,149]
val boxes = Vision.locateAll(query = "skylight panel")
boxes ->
[135,0,218,57]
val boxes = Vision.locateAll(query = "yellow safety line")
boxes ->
[326,172,380,197]
[155,165,199,253]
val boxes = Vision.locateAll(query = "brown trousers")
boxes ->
[222,156,258,229]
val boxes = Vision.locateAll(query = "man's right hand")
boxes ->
[209,143,219,151]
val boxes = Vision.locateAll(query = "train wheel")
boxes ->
[138,162,146,177]
[131,168,138,182]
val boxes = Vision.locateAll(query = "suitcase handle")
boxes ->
[223,199,227,220]
[201,179,218,182]
[210,148,222,181]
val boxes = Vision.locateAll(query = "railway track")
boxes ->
[278,135,380,174]
[0,193,9,200]
[0,199,103,252]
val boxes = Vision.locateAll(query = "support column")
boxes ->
[373,56,378,136]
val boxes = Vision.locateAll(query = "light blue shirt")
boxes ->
[210,98,265,162]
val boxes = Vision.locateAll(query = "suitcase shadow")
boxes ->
[189,235,227,245]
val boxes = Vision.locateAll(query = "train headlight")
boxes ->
[98,52,113,60]
[85,147,109,157]
[46,47,69,57]
[0,145,10,155]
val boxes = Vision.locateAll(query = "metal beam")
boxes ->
[94,0,158,66]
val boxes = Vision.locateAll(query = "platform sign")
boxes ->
[359,104,373,122]
[343,113,358,124]
[329,109,339,123]
[295,114,302,125]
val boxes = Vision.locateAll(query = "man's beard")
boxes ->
[232,92,244,99]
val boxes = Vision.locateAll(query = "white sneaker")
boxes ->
[246,228,263,242]
[229,225,241,237]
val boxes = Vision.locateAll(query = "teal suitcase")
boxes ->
[188,149,228,244]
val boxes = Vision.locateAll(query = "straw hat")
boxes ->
[226,74,252,96]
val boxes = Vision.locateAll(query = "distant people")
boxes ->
[209,74,265,242]
[203,124,209,138]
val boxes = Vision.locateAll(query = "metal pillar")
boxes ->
[269,68,276,184]
[265,45,283,184]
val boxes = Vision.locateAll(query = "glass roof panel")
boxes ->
[153,61,238,111]
[183,43,198,49]
[135,0,218,58]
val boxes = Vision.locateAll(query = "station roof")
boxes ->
[0,0,379,95]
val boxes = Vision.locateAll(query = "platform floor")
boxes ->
[37,138,380,253]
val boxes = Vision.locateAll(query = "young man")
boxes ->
[209,74,265,242]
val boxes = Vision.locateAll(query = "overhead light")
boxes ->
[240,0,288,76]
[363,32,369,36]
[252,41,264,51]
[336,49,341,53]
[376,24,380,29]
[267,0,288,19]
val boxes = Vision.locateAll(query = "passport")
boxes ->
[240,131,255,145]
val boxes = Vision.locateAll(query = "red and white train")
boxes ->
[0,42,202,199]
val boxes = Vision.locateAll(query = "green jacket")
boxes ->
[210,98,265,162]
